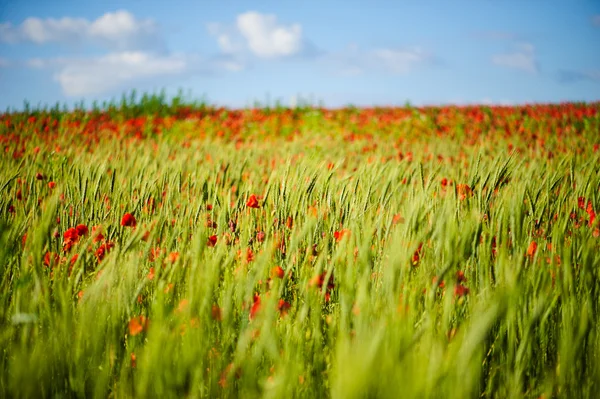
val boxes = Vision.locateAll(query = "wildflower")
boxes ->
[121,213,137,227]
[249,294,261,320]
[75,224,88,236]
[457,184,473,201]
[310,272,335,301]
[527,241,538,257]
[246,194,260,208]
[586,200,596,226]
[48,181,56,189]
[208,235,218,247]
[412,243,424,266]
[454,284,470,297]
[333,229,350,242]
[128,315,149,336]
[211,304,222,321]
[92,226,104,243]
[95,241,114,262]
[392,214,404,224]
[278,299,291,316]
[43,251,59,267]
[168,252,179,263]
[271,266,285,279]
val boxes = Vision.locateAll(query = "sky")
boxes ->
[0,0,599,110]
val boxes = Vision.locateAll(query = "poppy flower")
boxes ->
[91,226,104,243]
[211,304,222,321]
[526,241,538,257]
[246,194,260,208]
[278,299,291,316]
[75,224,88,236]
[586,200,596,226]
[95,241,114,262]
[271,266,285,279]
[456,184,473,201]
[128,315,149,336]
[168,252,179,263]
[454,284,470,297]
[207,235,218,247]
[48,181,56,189]
[333,229,350,242]
[121,213,137,227]
[412,243,424,266]
[249,294,261,320]
[44,251,59,268]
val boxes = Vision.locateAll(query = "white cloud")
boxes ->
[29,50,244,97]
[236,12,302,58]
[0,10,161,51]
[207,11,306,59]
[326,44,432,76]
[369,47,429,74]
[51,52,191,96]
[491,43,538,73]
[558,69,600,83]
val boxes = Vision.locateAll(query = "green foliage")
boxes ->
[0,99,599,398]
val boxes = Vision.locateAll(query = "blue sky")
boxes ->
[0,0,599,110]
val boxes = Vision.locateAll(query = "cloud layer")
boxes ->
[208,11,308,59]
[328,43,433,76]
[0,10,162,51]
[491,43,538,73]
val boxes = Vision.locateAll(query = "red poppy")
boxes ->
[412,243,424,266]
[168,252,179,263]
[211,304,222,321]
[526,241,538,257]
[271,266,285,279]
[586,200,596,226]
[278,299,291,316]
[128,315,149,336]
[75,224,88,236]
[249,294,261,320]
[457,184,473,201]
[48,181,56,189]
[121,213,137,227]
[95,241,114,262]
[454,284,470,298]
[246,194,260,208]
[91,226,104,243]
[207,235,218,247]
[63,228,78,242]
[333,229,350,242]
[43,251,59,267]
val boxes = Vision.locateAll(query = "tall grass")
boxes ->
[0,98,599,398]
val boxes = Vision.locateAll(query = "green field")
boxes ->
[1,99,599,398]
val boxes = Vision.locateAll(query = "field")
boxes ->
[0,95,599,398]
